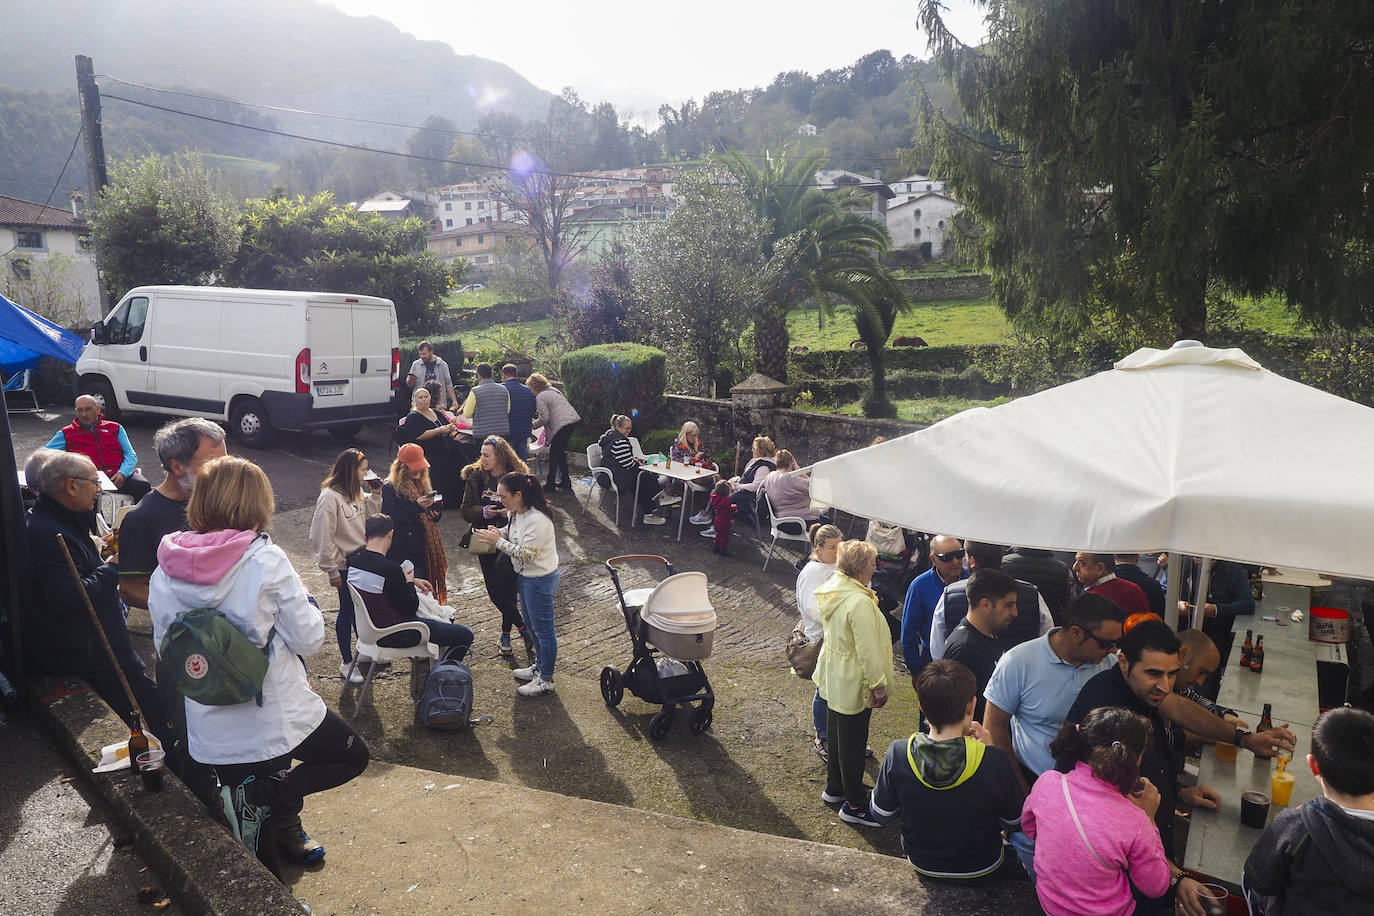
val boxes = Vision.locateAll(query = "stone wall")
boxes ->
[445,298,554,331]
[900,274,990,301]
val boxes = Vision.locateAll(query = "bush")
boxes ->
[399,333,465,374]
[637,428,679,456]
[560,343,666,434]
[789,343,1005,378]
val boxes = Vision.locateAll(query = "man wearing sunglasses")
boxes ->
[899,535,967,677]
[928,541,1055,662]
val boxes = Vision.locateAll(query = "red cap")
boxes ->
[397,443,429,471]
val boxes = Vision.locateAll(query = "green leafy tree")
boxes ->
[90,153,240,301]
[722,147,905,412]
[406,115,462,188]
[918,0,1374,342]
[224,191,456,333]
[558,240,640,350]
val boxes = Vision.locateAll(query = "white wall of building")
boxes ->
[885,194,962,258]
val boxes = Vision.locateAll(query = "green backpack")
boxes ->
[159,607,275,707]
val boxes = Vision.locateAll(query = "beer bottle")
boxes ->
[1240,630,1254,667]
[1250,635,1265,673]
[1258,703,1273,733]
[127,715,149,777]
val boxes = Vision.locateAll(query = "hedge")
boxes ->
[796,366,1010,402]
[398,332,465,375]
[788,343,1005,379]
[559,343,667,438]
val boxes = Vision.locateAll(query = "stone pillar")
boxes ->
[728,373,792,472]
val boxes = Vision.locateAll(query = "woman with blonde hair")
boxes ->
[814,539,892,827]
[461,435,532,656]
[308,448,383,683]
[715,435,776,532]
[527,373,580,492]
[149,456,369,875]
[794,523,843,760]
[396,383,462,505]
[381,443,446,601]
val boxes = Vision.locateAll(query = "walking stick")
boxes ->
[55,533,144,724]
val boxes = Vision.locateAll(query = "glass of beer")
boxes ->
[1214,740,1238,762]
[1271,767,1295,806]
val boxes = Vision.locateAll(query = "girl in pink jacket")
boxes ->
[1022,707,1171,916]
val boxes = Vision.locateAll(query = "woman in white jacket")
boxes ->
[308,448,382,684]
[150,456,369,876]
[476,472,560,697]
[796,523,842,761]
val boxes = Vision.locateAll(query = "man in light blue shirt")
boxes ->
[900,535,967,678]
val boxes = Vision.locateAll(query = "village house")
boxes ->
[884,190,963,258]
[0,190,103,323]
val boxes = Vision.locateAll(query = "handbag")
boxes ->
[785,621,823,680]
[460,525,496,556]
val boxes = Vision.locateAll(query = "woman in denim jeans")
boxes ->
[475,472,561,696]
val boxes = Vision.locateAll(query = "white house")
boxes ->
[797,123,818,136]
[0,191,103,323]
[887,174,947,204]
[435,182,505,231]
[885,191,963,258]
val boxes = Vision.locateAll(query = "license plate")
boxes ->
[315,383,346,397]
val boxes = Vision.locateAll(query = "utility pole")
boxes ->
[75,54,112,313]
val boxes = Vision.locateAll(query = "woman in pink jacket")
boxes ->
[1022,707,1172,916]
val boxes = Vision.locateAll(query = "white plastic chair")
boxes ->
[343,583,438,722]
[761,492,812,571]
[583,443,624,524]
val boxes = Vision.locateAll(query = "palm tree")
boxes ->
[723,147,906,414]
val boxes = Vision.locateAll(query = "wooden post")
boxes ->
[75,54,112,314]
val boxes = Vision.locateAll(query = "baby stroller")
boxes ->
[601,555,717,740]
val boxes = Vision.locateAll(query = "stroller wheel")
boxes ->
[648,709,673,741]
[599,666,624,706]
[689,705,713,735]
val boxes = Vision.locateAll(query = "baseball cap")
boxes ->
[397,443,430,471]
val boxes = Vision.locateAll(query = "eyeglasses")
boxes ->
[70,476,100,485]
[933,549,966,563]
[1082,629,1120,652]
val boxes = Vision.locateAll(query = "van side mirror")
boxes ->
[91,322,105,344]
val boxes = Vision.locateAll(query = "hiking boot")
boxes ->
[231,776,272,855]
[512,664,538,682]
[275,814,325,865]
[820,785,844,805]
[642,513,667,526]
[499,632,513,656]
[339,661,364,685]
[839,800,881,827]
[516,675,555,697]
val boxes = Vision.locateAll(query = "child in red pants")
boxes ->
[709,479,736,556]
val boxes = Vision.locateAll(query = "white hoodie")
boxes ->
[149,529,326,765]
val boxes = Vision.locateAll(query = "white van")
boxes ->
[75,286,400,446]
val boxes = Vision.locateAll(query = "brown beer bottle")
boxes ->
[1258,703,1273,733]
[126,715,149,777]
[1250,636,1265,673]
[1240,630,1254,667]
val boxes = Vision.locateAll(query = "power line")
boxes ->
[0,124,84,259]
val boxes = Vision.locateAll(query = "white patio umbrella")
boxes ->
[809,341,1374,600]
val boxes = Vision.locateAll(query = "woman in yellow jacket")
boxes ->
[814,539,893,827]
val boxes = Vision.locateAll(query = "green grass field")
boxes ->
[200,153,279,178]
[788,297,1012,348]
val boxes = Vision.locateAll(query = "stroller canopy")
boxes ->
[641,572,717,634]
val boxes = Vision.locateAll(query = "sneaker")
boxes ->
[512,664,538,682]
[499,632,513,656]
[866,745,876,760]
[275,815,325,865]
[339,661,364,685]
[813,736,830,763]
[838,800,881,827]
[820,785,844,805]
[642,514,667,526]
[700,526,715,537]
[689,511,712,525]
[232,776,272,855]
[516,675,555,696]
[518,627,534,655]
[658,494,682,507]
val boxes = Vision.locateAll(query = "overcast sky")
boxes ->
[322,1,987,123]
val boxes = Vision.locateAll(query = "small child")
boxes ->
[1243,706,1374,913]
[708,479,736,556]
[870,659,1026,885]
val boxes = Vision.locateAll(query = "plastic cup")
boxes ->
[1240,790,1270,828]
[1214,740,1238,762]
[136,749,166,792]
[1271,768,1295,806]
[1197,883,1228,916]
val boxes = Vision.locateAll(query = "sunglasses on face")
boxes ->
[1082,629,1120,651]
[933,549,966,563]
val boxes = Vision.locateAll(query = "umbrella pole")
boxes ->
[1164,552,1182,629]
[1191,558,1213,632]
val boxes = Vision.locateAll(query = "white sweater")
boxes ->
[795,559,837,641]
[308,486,381,578]
[497,507,560,577]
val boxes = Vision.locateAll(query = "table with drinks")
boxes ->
[633,455,717,541]
[1182,583,1342,889]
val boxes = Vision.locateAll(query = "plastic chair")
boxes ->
[583,443,624,524]
[761,492,812,571]
[343,582,438,722]
[2,369,39,412]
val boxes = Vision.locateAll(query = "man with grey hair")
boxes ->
[24,449,164,730]
[44,394,150,501]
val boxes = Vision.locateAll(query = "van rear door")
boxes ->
[306,301,356,410]
[350,301,396,411]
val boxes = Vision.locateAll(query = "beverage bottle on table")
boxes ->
[1240,630,1254,667]
[126,715,149,778]
[1250,635,1265,672]
[1259,703,1273,733]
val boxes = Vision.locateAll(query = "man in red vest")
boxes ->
[44,395,151,501]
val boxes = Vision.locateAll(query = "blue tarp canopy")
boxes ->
[0,293,86,373]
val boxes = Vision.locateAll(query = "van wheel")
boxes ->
[328,424,362,442]
[80,379,120,421]
[229,398,274,448]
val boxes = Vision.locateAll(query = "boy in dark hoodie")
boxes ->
[1243,706,1374,915]
[870,658,1027,883]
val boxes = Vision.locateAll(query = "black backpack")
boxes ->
[416,648,474,730]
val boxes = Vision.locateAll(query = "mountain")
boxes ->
[0,0,554,201]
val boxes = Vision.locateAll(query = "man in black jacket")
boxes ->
[1114,553,1166,618]
[23,449,163,729]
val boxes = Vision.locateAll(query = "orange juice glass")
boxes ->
[1271,768,1295,806]
[1215,740,1238,762]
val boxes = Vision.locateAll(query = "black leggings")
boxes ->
[478,550,522,633]
[545,422,578,487]
[826,706,873,808]
[614,468,661,512]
